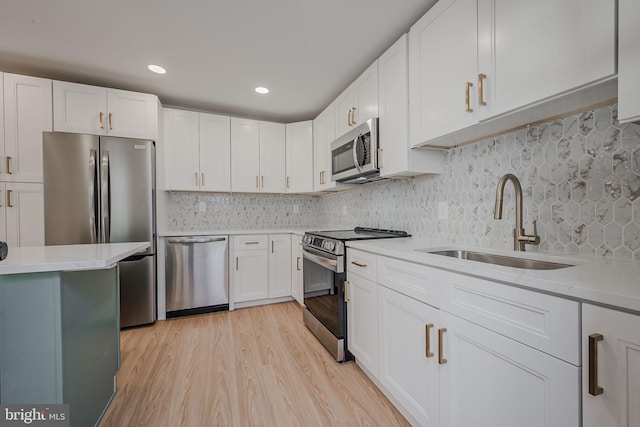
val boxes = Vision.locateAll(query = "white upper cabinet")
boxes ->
[259,121,286,193]
[379,34,443,178]
[163,108,231,192]
[618,0,640,123]
[285,121,313,193]
[53,81,158,140]
[582,304,640,427]
[409,0,478,146]
[312,103,352,193]
[335,61,378,138]
[476,0,615,121]
[163,109,200,191]
[199,113,231,192]
[409,0,616,147]
[231,119,286,193]
[2,73,52,183]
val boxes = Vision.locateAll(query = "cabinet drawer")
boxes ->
[347,249,378,282]
[233,235,268,251]
[378,256,442,308]
[440,272,580,365]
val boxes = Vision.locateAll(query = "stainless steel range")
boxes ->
[302,227,409,361]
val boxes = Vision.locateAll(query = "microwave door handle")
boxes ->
[352,135,363,172]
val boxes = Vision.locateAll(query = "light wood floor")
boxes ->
[99,302,409,427]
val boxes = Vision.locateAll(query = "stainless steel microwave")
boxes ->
[330,118,381,184]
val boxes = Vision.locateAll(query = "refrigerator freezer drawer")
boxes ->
[119,255,156,328]
[166,235,229,313]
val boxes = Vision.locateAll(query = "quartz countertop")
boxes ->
[346,237,640,314]
[0,242,150,275]
[159,229,308,237]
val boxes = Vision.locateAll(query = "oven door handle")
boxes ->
[303,250,339,273]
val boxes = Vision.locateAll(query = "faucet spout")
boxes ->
[494,174,540,251]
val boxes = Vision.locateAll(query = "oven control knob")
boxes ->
[326,241,336,251]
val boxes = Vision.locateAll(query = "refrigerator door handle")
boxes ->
[101,149,111,243]
[89,148,99,243]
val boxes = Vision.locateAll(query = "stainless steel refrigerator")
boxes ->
[43,132,156,328]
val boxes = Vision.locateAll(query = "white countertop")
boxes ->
[159,229,307,237]
[347,237,640,314]
[0,242,150,275]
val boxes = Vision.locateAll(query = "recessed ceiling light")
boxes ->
[255,86,269,94]
[148,64,166,74]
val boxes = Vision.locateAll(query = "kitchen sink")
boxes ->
[415,249,574,270]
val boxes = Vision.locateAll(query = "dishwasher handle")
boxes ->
[167,237,227,244]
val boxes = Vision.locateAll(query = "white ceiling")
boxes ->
[0,0,437,123]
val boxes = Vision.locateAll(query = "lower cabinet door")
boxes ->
[4,182,44,247]
[268,234,291,298]
[582,304,640,427]
[234,250,268,303]
[378,285,440,426]
[439,311,580,427]
[290,235,303,305]
[346,273,379,377]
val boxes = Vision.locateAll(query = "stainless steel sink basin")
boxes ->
[416,249,574,270]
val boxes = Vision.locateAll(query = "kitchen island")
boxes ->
[0,242,150,427]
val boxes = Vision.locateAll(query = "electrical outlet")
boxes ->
[198,202,206,212]
[438,202,449,220]
[342,205,348,216]
[293,204,299,213]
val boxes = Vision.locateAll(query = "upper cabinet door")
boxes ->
[199,113,231,192]
[53,81,107,135]
[335,61,379,138]
[285,121,313,193]
[618,0,640,123]
[231,118,261,193]
[106,89,157,140]
[259,121,286,193]
[3,74,53,183]
[476,0,615,120]
[409,0,478,147]
[163,108,200,191]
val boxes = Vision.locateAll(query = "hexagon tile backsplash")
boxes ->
[167,103,640,259]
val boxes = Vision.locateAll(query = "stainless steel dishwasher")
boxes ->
[165,235,229,317]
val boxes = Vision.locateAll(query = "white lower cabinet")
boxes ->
[582,304,640,427]
[268,234,291,298]
[233,234,292,304]
[346,272,379,378]
[291,235,303,306]
[439,311,580,427]
[0,182,44,247]
[378,285,440,426]
[350,254,581,426]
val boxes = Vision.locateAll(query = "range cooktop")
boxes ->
[303,227,409,256]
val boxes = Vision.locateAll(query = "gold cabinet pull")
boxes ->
[438,328,447,364]
[351,260,367,268]
[261,176,264,188]
[347,110,352,126]
[235,257,239,270]
[589,333,604,396]
[5,156,12,175]
[286,176,290,189]
[7,190,13,208]
[320,171,326,185]
[344,280,350,302]
[296,256,301,271]
[201,172,205,186]
[465,82,473,113]
[351,107,357,125]
[425,323,434,358]
[377,148,383,169]
[99,112,104,129]
[0,190,2,207]
[108,112,113,129]
[244,241,260,245]
[271,240,274,253]
[256,176,259,188]
[478,73,487,106]
[195,172,199,186]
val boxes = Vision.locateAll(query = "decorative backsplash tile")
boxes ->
[166,103,640,259]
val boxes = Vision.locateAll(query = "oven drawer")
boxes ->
[347,249,378,282]
[233,235,268,251]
